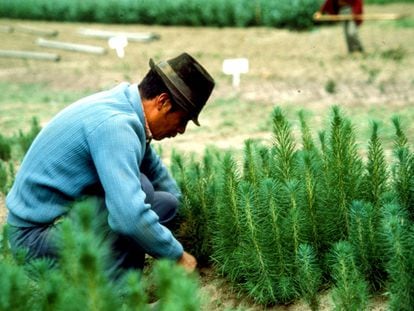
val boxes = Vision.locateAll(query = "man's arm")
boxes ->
[87,114,184,260]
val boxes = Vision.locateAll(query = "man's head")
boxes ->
[139,53,215,140]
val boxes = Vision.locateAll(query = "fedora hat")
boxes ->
[149,52,215,126]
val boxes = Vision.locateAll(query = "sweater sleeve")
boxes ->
[140,145,181,199]
[86,114,183,260]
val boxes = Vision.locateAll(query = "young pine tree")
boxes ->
[391,116,414,221]
[329,241,370,311]
[151,260,200,311]
[211,151,242,282]
[349,200,384,291]
[322,107,364,243]
[361,121,389,211]
[236,180,279,305]
[296,243,322,311]
[170,150,217,265]
[270,107,299,183]
[380,203,414,311]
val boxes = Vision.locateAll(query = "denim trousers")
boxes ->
[8,174,179,274]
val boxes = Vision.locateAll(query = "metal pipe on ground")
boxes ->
[36,38,107,55]
[77,28,160,42]
[15,24,58,37]
[0,50,60,61]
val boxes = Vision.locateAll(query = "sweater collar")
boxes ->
[126,83,153,144]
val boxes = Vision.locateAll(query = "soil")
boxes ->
[0,3,413,310]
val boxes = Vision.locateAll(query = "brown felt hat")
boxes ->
[149,52,215,126]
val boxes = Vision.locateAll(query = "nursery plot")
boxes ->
[0,3,413,310]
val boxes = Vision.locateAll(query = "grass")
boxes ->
[0,82,89,135]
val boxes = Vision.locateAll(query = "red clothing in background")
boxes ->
[320,0,364,25]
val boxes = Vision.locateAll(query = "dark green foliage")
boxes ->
[329,241,370,311]
[391,117,414,221]
[171,105,414,307]
[0,134,12,161]
[17,116,42,155]
[236,181,279,304]
[380,203,414,310]
[271,107,299,182]
[349,201,384,291]
[210,151,242,281]
[0,0,321,30]
[325,79,336,94]
[170,149,219,266]
[0,160,8,194]
[362,122,389,210]
[150,260,200,311]
[0,200,202,311]
[0,259,34,311]
[322,107,364,242]
[296,244,322,311]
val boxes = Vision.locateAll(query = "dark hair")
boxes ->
[138,69,180,112]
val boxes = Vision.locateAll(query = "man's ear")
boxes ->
[157,93,172,111]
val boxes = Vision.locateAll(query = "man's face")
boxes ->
[150,97,191,140]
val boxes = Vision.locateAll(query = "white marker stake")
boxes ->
[108,36,128,58]
[222,58,249,88]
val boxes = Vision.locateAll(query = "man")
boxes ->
[6,52,215,274]
[314,0,364,53]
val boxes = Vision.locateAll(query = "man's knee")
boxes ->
[152,192,179,225]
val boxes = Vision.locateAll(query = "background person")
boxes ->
[6,52,215,276]
[314,0,364,53]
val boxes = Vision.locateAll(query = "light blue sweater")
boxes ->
[6,82,184,260]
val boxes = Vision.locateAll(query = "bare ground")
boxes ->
[0,3,413,310]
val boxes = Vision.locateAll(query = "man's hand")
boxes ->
[177,251,197,272]
[313,11,322,21]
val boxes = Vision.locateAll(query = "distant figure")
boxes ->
[315,0,364,53]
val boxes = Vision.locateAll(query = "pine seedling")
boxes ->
[151,260,200,311]
[257,178,288,276]
[17,116,42,155]
[0,159,8,195]
[391,117,413,220]
[329,241,370,311]
[380,203,414,310]
[362,121,389,212]
[0,259,34,311]
[236,180,278,305]
[211,151,242,281]
[119,270,148,311]
[170,150,218,265]
[298,111,325,251]
[256,177,299,304]
[54,200,119,311]
[296,244,322,311]
[349,201,384,291]
[0,134,12,161]
[298,110,319,154]
[271,107,299,183]
[299,151,323,252]
[0,224,12,261]
[323,106,364,241]
[283,179,307,258]
[26,258,69,311]
[243,139,264,186]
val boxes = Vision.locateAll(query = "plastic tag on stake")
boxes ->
[222,58,249,88]
[108,36,128,58]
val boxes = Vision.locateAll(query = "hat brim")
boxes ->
[149,58,200,126]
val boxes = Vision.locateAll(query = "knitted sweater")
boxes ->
[6,82,184,260]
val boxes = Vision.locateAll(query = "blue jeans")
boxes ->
[8,174,179,273]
